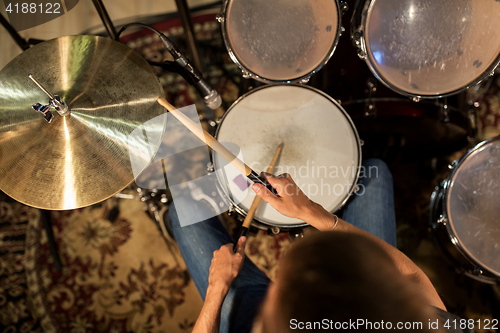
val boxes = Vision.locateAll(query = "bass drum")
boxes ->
[430,136,500,284]
[213,84,361,231]
[351,0,500,98]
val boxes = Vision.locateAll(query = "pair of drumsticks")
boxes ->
[157,98,282,252]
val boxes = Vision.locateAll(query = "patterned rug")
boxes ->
[1,4,500,333]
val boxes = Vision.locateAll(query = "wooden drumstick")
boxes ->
[157,98,277,195]
[233,143,283,252]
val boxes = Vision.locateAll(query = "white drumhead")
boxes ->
[364,0,500,96]
[224,0,340,82]
[214,85,360,226]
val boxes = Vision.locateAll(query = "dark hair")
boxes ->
[272,231,440,332]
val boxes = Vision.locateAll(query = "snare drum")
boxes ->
[218,0,346,84]
[351,0,500,98]
[213,85,361,230]
[430,136,500,283]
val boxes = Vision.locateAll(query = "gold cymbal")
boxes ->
[0,35,166,210]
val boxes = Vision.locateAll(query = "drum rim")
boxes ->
[353,0,500,99]
[442,135,500,277]
[219,0,343,84]
[213,84,362,228]
[429,183,499,283]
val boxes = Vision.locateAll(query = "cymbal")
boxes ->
[0,35,166,210]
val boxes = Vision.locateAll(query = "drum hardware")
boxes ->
[290,230,305,240]
[447,160,458,170]
[0,12,30,50]
[440,103,450,123]
[430,136,500,284]
[28,74,70,121]
[91,0,117,39]
[363,79,378,117]
[118,186,191,283]
[465,76,495,138]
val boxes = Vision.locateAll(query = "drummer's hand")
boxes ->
[208,237,246,294]
[252,173,318,221]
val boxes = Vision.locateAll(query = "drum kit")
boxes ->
[0,0,499,282]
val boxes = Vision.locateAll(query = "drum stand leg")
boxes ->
[174,0,204,73]
[40,210,63,272]
[92,0,117,39]
[0,13,30,50]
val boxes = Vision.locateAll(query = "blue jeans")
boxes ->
[168,158,396,333]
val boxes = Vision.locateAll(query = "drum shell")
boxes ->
[219,0,345,84]
[213,84,362,230]
[351,0,500,99]
[430,137,500,284]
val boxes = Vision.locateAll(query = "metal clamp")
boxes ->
[29,74,70,122]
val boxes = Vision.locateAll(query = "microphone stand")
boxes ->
[0,13,29,51]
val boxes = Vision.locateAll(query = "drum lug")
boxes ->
[160,193,168,204]
[207,162,214,173]
[289,229,304,239]
[241,70,251,79]
[340,1,349,13]
[227,206,235,216]
[352,31,362,46]
[440,104,450,123]
[340,26,345,35]
[352,31,366,60]
[216,13,224,23]
[354,185,360,193]
[360,139,364,146]
[299,76,311,84]
[437,215,447,226]
[270,226,280,235]
[364,103,376,117]
[448,160,458,170]
[489,70,495,77]
[412,96,421,102]
[471,267,484,276]
[356,48,367,60]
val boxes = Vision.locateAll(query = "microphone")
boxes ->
[160,35,222,110]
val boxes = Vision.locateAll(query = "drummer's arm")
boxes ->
[253,173,446,312]
[192,237,247,333]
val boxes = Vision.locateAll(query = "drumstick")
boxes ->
[157,98,277,195]
[233,143,283,252]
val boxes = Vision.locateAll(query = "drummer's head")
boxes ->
[252,232,443,333]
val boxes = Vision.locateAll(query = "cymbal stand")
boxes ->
[91,0,117,39]
[0,15,64,271]
[0,13,29,50]
[40,210,63,271]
